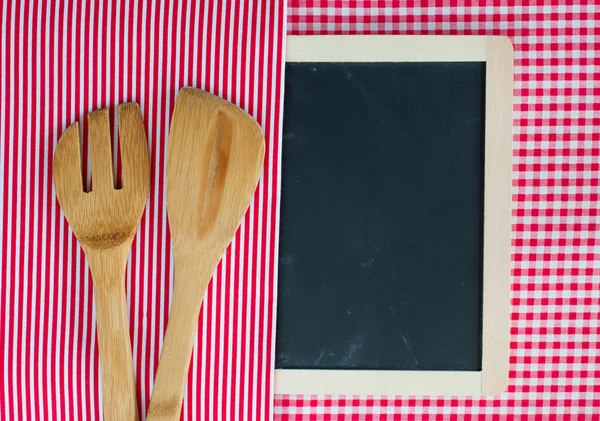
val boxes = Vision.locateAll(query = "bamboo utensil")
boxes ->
[146,87,264,420]
[53,104,149,421]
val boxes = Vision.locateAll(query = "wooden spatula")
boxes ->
[146,87,264,420]
[53,104,149,421]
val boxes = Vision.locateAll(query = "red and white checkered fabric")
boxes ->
[0,1,284,420]
[276,1,600,420]
[1,0,598,420]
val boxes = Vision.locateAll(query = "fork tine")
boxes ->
[118,103,149,197]
[53,122,84,200]
[88,108,115,193]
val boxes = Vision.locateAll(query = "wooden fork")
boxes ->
[53,104,149,421]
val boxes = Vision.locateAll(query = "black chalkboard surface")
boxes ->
[276,62,486,371]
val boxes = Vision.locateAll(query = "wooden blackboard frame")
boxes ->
[275,35,513,396]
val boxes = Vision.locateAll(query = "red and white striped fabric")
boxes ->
[276,1,600,420]
[0,1,284,420]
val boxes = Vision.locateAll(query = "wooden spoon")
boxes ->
[146,87,264,420]
[53,104,149,421]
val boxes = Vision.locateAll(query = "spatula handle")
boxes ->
[87,246,140,421]
[146,262,213,421]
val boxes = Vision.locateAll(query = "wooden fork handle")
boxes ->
[87,245,140,421]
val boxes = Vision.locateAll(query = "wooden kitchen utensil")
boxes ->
[146,87,264,420]
[53,104,149,421]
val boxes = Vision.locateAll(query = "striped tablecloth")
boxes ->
[0,1,284,420]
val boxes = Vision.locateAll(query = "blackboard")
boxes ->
[276,61,486,371]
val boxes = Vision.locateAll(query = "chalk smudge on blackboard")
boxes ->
[280,253,295,266]
[359,258,375,268]
[400,331,419,368]
[339,332,366,367]
[315,350,325,365]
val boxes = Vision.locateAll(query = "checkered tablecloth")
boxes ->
[1,1,598,420]
[275,1,600,420]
